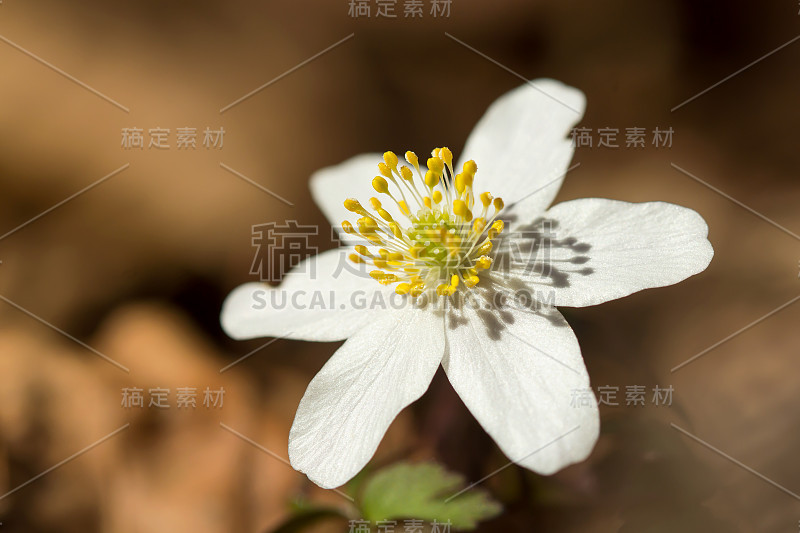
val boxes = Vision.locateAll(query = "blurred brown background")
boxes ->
[0,0,799,531]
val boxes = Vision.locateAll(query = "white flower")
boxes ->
[221,80,713,489]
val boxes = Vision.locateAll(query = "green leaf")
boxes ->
[360,462,502,530]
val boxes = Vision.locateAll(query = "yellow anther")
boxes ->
[405,151,419,169]
[347,147,502,295]
[453,199,472,221]
[427,157,444,174]
[344,198,366,214]
[454,173,465,194]
[441,147,453,167]
[395,283,411,295]
[462,160,477,175]
[358,216,378,234]
[424,170,439,188]
[378,274,398,285]
[378,162,392,178]
[383,151,398,169]
[475,255,492,270]
[372,176,389,194]
[476,240,493,256]
[376,208,393,222]
[488,220,504,238]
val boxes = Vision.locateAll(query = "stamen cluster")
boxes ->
[342,147,504,297]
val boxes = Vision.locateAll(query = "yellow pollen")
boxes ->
[441,147,453,168]
[488,219,504,239]
[427,157,444,174]
[377,208,393,222]
[455,173,465,194]
[373,176,389,194]
[383,151,398,169]
[389,222,403,238]
[344,147,505,298]
[344,198,366,214]
[378,162,392,178]
[424,170,439,188]
[453,199,468,217]
[358,216,378,234]
[475,255,492,270]
[405,151,419,169]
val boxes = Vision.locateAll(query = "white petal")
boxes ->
[442,298,599,475]
[310,153,408,242]
[289,306,445,488]
[459,80,585,222]
[221,248,392,342]
[507,199,713,307]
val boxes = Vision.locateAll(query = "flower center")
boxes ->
[342,147,505,297]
